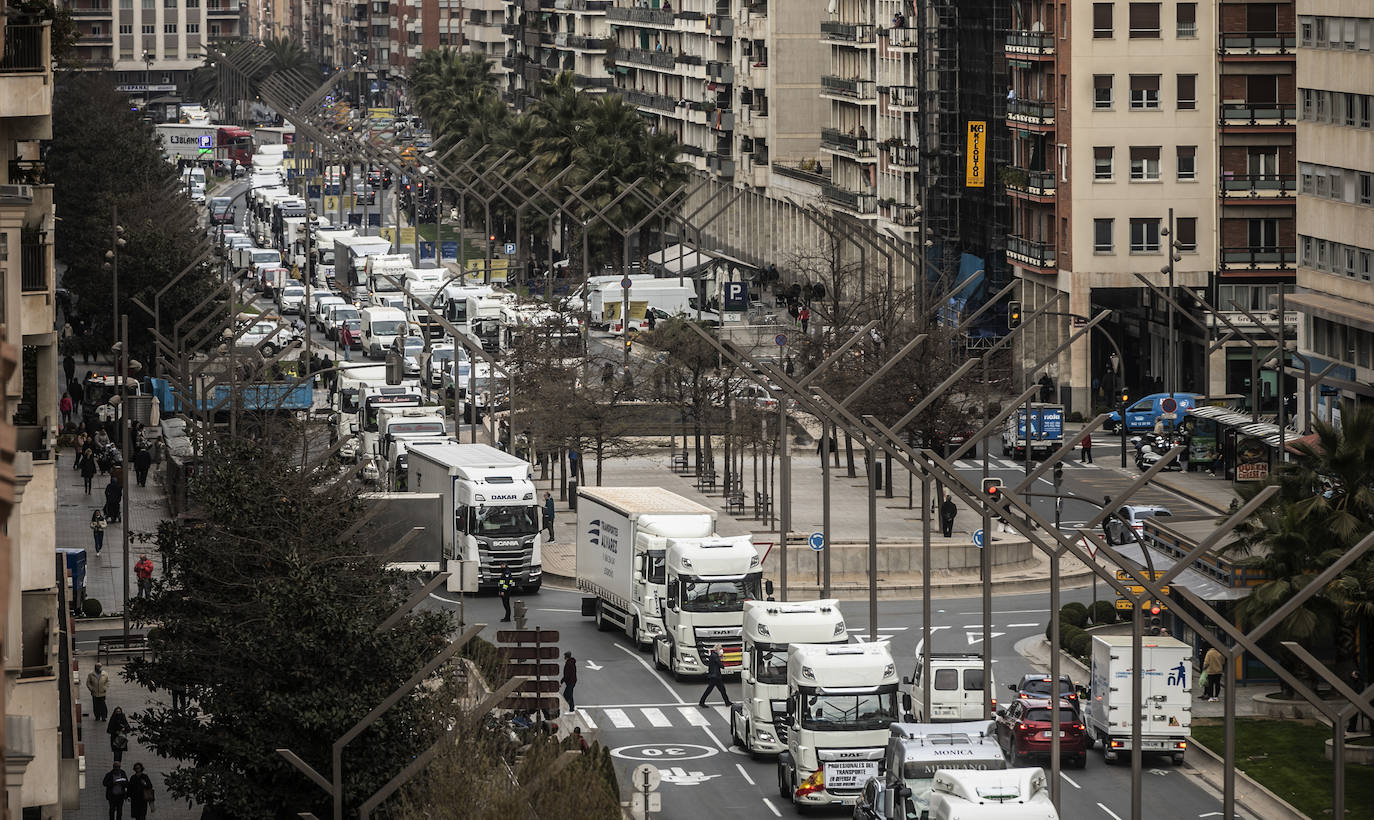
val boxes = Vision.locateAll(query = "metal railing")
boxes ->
[1220,103,1297,124]
[1221,247,1296,268]
[0,25,47,73]
[1220,173,1296,197]
[1007,234,1057,267]
[822,183,877,214]
[887,142,918,167]
[21,241,47,293]
[821,21,876,43]
[1220,32,1297,52]
[1004,167,1056,196]
[889,85,918,107]
[771,161,827,185]
[820,128,874,156]
[1008,98,1055,125]
[887,26,918,47]
[617,46,675,69]
[821,75,876,100]
[606,6,674,25]
[1006,30,1054,54]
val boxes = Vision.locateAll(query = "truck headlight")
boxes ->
[680,652,698,664]
[834,622,847,637]
[755,730,775,743]
[645,623,663,635]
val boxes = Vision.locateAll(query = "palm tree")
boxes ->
[260,36,317,80]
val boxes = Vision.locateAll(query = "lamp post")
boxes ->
[142,50,154,112]
[101,208,126,345]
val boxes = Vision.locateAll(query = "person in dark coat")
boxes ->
[80,448,98,494]
[698,645,732,707]
[543,492,556,541]
[107,706,131,764]
[128,762,154,820]
[133,447,152,487]
[63,352,77,386]
[562,650,578,712]
[940,494,957,538]
[102,763,129,820]
[104,475,122,523]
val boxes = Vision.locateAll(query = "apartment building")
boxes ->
[1,16,82,816]
[1010,0,1218,412]
[1291,3,1374,422]
[67,0,243,98]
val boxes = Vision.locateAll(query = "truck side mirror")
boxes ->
[764,579,774,595]
[634,554,644,575]
[1007,683,1017,692]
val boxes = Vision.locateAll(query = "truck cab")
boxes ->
[1107,392,1203,433]
[777,642,900,810]
[855,721,1007,820]
[731,600,847,757]
[926,768,1059,820]
[376,405,446,469]
[651,539,763,679]
[901,652,998,723]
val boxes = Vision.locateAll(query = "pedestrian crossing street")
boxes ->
[952,457,1104,471]
[578,704,733,730]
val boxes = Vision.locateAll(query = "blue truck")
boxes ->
[1001,403,1065,460]
[1107,392,1202,432]
[148,378,313,414]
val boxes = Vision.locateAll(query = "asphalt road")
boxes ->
[428,585,1235,820]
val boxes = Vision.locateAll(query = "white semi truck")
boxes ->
[730,600,847,757]
[406,442,543,592]
[372,405,447,487]
[576,487,760,670]
[776,642,900,811]
[926,768,1060,820]
[857,721,1008,819]
[1085,634,1192,765]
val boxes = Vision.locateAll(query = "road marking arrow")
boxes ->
[659,766,720,786]
[1150,768,1170,777]
[966,631,1006,646]
[586,660,604,671]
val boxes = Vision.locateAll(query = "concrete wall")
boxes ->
[767,538,1034,580]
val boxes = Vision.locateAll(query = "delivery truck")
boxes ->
[406,442,542,592]
[576,486,760,671]
[1000,403,1065,460]
[334,234,395,301]
[1085,634,1192,765]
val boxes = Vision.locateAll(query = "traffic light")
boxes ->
[1007,300,1022,329]
[624,337,633,352]
[982,477,1005,504]
[1053,462,1064,487]
[1119,389,1130,407]
[1148,604,1163,636]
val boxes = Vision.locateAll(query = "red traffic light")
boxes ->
[1150,605,1162,616]
[981,477,1004,502]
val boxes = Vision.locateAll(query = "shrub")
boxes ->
[1090,600,1118,625]
[82,598,103,617]
[1060,602,1089,629]
[1067,630,1092,658]
[1057,624,1084,652]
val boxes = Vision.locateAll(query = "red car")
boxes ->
[994,697,1088,768]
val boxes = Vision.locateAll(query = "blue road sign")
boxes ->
[504,242,516,255]
[775,333,788,347]
[808,532,825,552]
[621,276,634,290]
[973,529,985,548]
[724,281,748,311]
[196,135,213,149]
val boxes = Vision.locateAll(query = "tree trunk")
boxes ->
[595,436,604,484]
[884,451,893,499]
[844,432,856,477]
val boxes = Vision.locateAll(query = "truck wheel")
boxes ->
[653,641,666,671]
[521,579,541,594]
[777,764,790,800]
[631,618,649,652]
[1171,752,1184,766]
[262,343,277,356]
[594,601,611,632]
[1073,754,1088,769]
[730,717,741,749]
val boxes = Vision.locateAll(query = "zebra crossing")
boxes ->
[579,703,733,731]
[952,457,1104,471]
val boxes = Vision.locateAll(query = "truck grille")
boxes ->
[694,626,744,667]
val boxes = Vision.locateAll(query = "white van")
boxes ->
[359,306,408,359]
[901,652,998,723]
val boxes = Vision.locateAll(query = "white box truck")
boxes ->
[334,234,394,301]
[730,600,848,757]
[1085,634,1192,765]
[776,642,900,811]
[926,768,1060,820]
[576,487,760,667]
[407,442,543,592]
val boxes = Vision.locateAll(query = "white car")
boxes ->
[232,318,300,356]
[277,284,307,315]
[1105,504,1173,545]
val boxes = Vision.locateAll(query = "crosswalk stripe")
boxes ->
[577,708,598,729]
[679,707,710,727]
[643,707,672,727]
[713,705,732,722]
[604,708,633,729]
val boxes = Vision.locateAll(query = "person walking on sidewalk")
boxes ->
[87,663,110,720]
[104,474,122,524]
[91,509,107,555]
[940,494,957,538]
[80,447,98,494]
[102,762,129,820]
[133,446,151,487]
[60,392,74,429]
[1202,646,1225,701]
[128,762,154,820]
[543,491,556,542]
[699,645,732,707]
[108,706,132,764]
[1080,433,1093,464]
[562,650,578,712]
[134,554,154,598]
[498,562,514,622]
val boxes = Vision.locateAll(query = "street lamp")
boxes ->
[101,211,127,341]
[142,50,155,113]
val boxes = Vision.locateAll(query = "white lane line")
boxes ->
[762,798,782,817]
[1060,772,1081,789]
[613,643,685,704]
[736,763,755,786]
[679,707,710,727]
[643,707,672,728]
[958,609,1048,615]
[577,709,598,729]
[604,708,634,729]
[1097,802,1124,820]
[1007,623,1042,628]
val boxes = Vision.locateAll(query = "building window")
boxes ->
[142,24,154,33]
[1177,145,1196,180]
[1362,251,1373,281]
[1128,3,1160,38]
[186,0,199,6]
[1130,218,1161,252]
[1094,218,1115,252]
[1094,146,1114,180]
[187,22,199,33]
[1249,218,1278,251]
[1361,173,1372,205]
[119,0,131,7]
[142,0,153,7]
[1176,3,1196,38]
[164,0,175,6]
[119,24,132,33]
[1299,16,1314,46]
[1176,217,1197,251]
[164,23,176,33]
[1094,74,1113,109]
[1130,146,1161,180]
[1093,3,1113,38]
[1176,74,1196,110]
[1130,74,1160,109]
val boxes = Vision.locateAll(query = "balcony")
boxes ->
[69,1,111,14]
[617,46,675,69]
[501,22,520,35]
[568,0,612,10]
[820,127,876,161]
[707,152,735,179]
[1220,173,1296,200]
[706,60,733,83]
[821,75,877,102]
[710,16,732,36]
[1007,98,1054,129]
[821,21,876,44]
[1007,235,1057,271]
[623,88,677,112]
[887,26,918,48]
[822,183,877,215]
[883,202,920,228]
[708,109,734,132]
[886,142,918,169]
[888,85,917,109]
[208,0,240,14]
[1221,247,1296,272]
[565,34,608,51]
[1003,166,1055,200]
[1220,103,1297,129]
[0,24,53,127]
[573,75,614,90]
[772,160,829,186]
[1220,32,1296,56]
[1006,30,1054,58]
[21,235,48,293]
[606,6,674,27]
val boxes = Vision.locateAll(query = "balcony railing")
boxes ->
[501,22,520,35]
[607,6,674,26]
[887,142,918,168]
[574,75,614,89]
[822,183,877,214]
[706,60,733,83]
[710,16,733,36]
[1007,98,1054,127]
[1220,103,1297,125]
[821,75,877,100]
[21,239,47,293]
[1220,32,1296,54]
[772,160,828,185]
[707,153,735,178]
[566,34,608,50]
[69,2,111,14]
[1007,235,1057,269]
[1222,247,1296,269]
[886,203,920,226]
[568,0,612,10]
[1004,166,1055,197]
[889,85,917,108]
[821,21,876,43]
[617,46,675,68]
[820,128,874,157]
[623,88,676,112]
[1220,173,1296,198]
[887,26,918,47]
[8,160,47,185]
[1006,30,1054,55]
[0,25,47,73]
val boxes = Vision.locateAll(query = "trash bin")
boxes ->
[567,478,578,512]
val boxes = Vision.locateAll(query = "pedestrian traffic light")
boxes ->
[982,477,1004,504]
[1008,301,1022,329]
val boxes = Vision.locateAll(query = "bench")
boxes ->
[754,492,773,520]
[97,634,150,666]
[726,490,746,515]
[669,452,689,473]
[695,469,717,493]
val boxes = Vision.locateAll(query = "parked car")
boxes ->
[1105,504,1173,545]
[994,697,1088,768]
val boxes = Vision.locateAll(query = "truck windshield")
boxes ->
[799,689,898,731]
[755,647,789,685]
[370,275,402,292]
[680,574,761,613]
[370,320,404,337]
[471,505,540,537]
